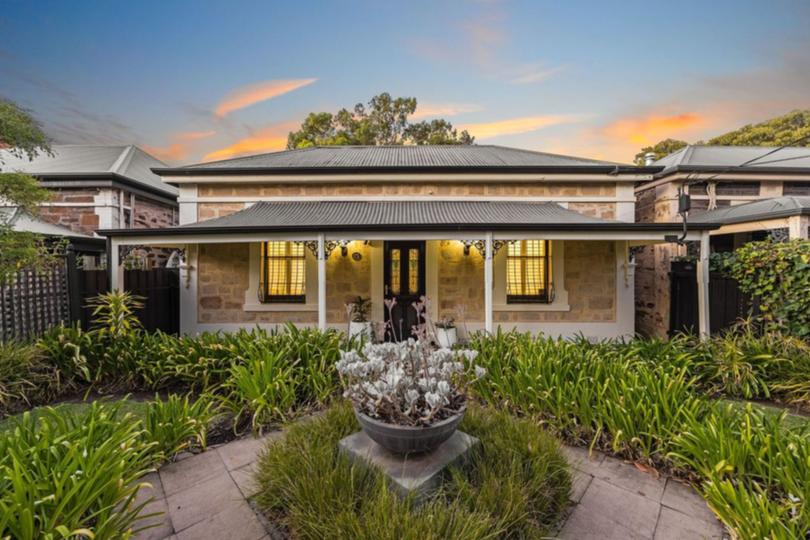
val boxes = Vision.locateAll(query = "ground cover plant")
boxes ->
[470,330,810,539]
[254,401,570,540]
[0,396,211,539]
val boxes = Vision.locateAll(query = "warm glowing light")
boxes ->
[214,78,316,117]
[602,113,704,146]
[460,114,577,139]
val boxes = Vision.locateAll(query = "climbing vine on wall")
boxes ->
[727,239,810,338]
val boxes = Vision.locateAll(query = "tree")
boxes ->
[633,138,688,165]
[634,110,810,164]
[707,110,810,147]
[287,93,474,148]
[0,99,53,283]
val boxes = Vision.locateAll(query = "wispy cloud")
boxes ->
[214,78,316,118]
[411,102,483,119]
[509,64,563,85]
[144,130,216,163]
[203,122,297,161]
[409,2,559,85]
[460,114,581,139]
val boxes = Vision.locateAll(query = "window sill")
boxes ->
[243,302,318,312]
[494,303,571,312]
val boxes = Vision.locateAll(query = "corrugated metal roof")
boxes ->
[179,145,623,170]
[179,201,609,230]
[0,145,178,197]
[690,196,810,225]
[655,145,810,174]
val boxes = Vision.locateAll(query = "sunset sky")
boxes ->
[2,0,809,164]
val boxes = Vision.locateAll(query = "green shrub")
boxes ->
[255,402,570,539]
[727,239,810,338]
[0,341,51,412]
[143,393,213,456]
[0,398,215,539]
[469,330,810,539]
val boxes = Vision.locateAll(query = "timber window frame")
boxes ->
[505,240,552,304]
[259,241,306,303]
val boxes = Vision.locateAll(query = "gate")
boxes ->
[669,261,755,335]
[124,268,180,334]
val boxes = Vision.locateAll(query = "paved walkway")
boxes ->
[133,433,725,539]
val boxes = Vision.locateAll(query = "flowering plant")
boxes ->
[336,339,486,426]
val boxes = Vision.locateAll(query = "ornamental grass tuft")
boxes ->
[254,401,571,539]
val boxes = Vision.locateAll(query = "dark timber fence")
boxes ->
[1,260,179,340]
[0,262,70,341]
[669,261,755,336]
[124,268,180,334]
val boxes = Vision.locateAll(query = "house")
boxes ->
[100,145,716,339]
[0,145,179,267]
[635,145,810,337]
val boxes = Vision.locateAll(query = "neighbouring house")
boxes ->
[0,144,179,268]
[0,208,105,340]
[635,145,810,337]
[100,145,716,339]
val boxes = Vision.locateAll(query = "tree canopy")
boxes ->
[0,99,54,283]
[633,139,688,165]
[287,93,474,149]
[634,110,810,165]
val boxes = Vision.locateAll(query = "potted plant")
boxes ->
[347,296,373,340]
[434,316,457,348]
[336,299,486,454]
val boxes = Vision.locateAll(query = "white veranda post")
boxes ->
[484,232,494,334]
[696,231,711,340]
[317,233,326,330]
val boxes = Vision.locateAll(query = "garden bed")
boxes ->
[254,402,572,539]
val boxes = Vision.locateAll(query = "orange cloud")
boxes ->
[411,102,483,119]
[144,130,216,163]
[459,114,580,139]
[203,123,297,161]
[214,79,316,117]
[602,113,706,146]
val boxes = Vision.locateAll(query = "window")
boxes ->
[260,241,306,303]
[506,240,551,303]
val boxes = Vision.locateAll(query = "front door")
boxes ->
[383,240,426,341]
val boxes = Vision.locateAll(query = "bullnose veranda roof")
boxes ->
[0,145,178,198]
[98,200,718,236]
[689,196,810,225]
[153,145,652,175]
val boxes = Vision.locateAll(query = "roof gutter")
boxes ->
[98,221,719,237]
[34,172,179,202]
[153,165,664,176]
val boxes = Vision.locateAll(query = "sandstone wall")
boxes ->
[437,241,485,322]
[494,240,616,324]
[38,187,102,235]
[197,181,617,198]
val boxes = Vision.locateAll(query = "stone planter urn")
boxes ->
[354,406,466,454]
[435,326,458,348]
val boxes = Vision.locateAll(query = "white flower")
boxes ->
[425,392,441,409]
[474,365,487,379]
[461,349,479,362]
[405,389,420,406]
[436,380,451,396]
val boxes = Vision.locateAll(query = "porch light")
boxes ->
[338,240,350,257]
[460,240,475,256]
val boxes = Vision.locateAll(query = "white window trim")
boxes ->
[243,242,318,312]
[493,240,570,312]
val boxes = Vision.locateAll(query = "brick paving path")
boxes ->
[133,433,725,539]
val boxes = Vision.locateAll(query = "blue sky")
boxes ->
[2,0,809,164]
